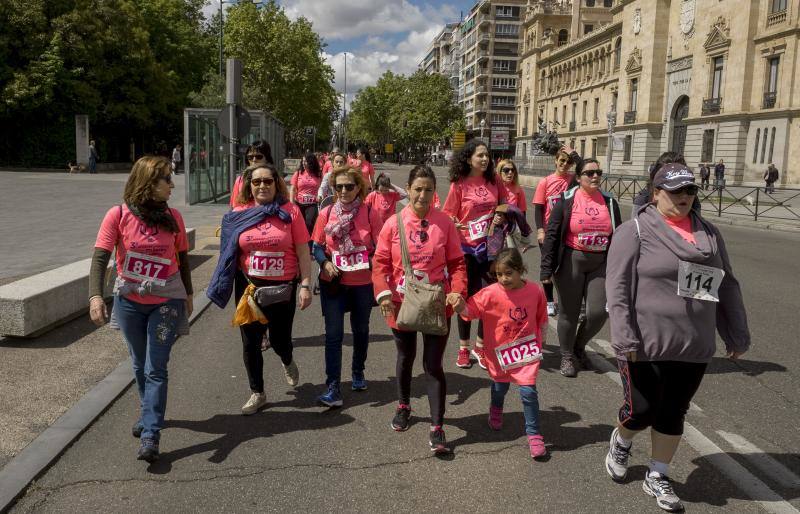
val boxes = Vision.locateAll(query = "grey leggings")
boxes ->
[553,247,608,358]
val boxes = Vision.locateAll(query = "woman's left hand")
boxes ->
[185,294,194,317]
[521,244,535,254]
[726,350,746,360]
[298,287,312,310]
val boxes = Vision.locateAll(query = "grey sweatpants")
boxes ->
[553,247,608,358]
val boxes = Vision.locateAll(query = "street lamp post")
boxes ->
[219,1,263,75]
[342,52,348,154]
[606,109,616,175]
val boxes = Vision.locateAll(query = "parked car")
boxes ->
[373,154,384,163]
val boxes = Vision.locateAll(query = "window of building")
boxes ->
[594,98,600,120]
[591,138,597,158]
[571,102,577,122]
[771,0,787,12]
[711,56,724,99]
[768,127,776,163]
[586,0,595,5]
[491,95,516,105]
[584,24,594,35]
[491,113,516,125]
[702,130,715,162]
[623,135,632,162]
[612,92,618,112]
[760,127,768,163]
[496,6,515,17]
[523,106,529,131]
[629,79,638,111]
[767,57,779,93]
[604,0,613,6]
[562,105,567,125]
[614,39,622,68]
[494,59,514,72]
[496,24,519,36]
[753,129,760,163]
[492,77,517,88]
[582,100,588,122]
[540,71,546,92]
[558,29,569,46]
[580,139,586,156]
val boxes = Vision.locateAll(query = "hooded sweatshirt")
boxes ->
[605,204,750,362]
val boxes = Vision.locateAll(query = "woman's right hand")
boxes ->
[379,297,394,319]
[324,260,340,277]
[541,276,552,284]
[89,296,108,326]
[537,228,545,244]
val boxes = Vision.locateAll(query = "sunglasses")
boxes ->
[500,167,515,174]
[161,174,173,184]
[334,183,357,192]
[251,177,275,187]
[582,169,603,177]
[418,219,429,243]
[667,185,699,196]
[248,153,265,161]
[557,158,569,164]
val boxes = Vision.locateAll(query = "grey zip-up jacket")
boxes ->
[606,204,750,362]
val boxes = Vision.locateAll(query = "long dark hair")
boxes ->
[246,140,274,165]
[300,152,321,178]
[449,139,495,184]
[358,147,371,163]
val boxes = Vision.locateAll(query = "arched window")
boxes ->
[558,29,568,46]
[614,38,622,69]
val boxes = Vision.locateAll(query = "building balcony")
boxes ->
[491,104,516,111]
[767,9,787,27]
[492,68,517,75]
[475,103,488,113]
[702,97,722,115]
[763,91,777,109]
[478,33,491,46]
[476,50,489,62]
[476,85,488,94]
[476,67,489,79]
[569,121,576,131]
[624,110,636,124]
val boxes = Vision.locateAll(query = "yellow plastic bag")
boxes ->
[232,284,268,326]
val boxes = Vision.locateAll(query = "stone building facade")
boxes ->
[515,0,799,185]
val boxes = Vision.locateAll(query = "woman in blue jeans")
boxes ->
[89,156,193,463]
[311,166,383,406]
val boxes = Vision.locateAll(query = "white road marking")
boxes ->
[717,431,800,489]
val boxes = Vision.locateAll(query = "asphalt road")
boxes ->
[7,164,800,512]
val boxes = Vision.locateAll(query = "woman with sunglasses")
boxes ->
[372,165,467,453]
[207,163,312,416]
[443,140,508,371]
[632,152,701,217]
[311,167,383,407]
[89,156,193,463]
[318,152,348,203]
[540,158,621,378]
[290,152,323,236]
[603,164,749,512]
[230,140,274,208]
[533,146,580,316]
[496,159,533,252]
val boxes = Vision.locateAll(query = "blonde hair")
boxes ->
[496,159,519,185]
[123,156,172,206]
[329,166,368,202]
[237,164,289,205]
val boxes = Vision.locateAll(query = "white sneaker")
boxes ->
[547,302,558,317]
[605,427,632,481]
[643,471,684,512]
[283,360,299,387]
[241,392,267,415]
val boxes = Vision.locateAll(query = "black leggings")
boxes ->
[538,243,554,302]
[234,271,296,393]
[392,321,450,426]
[617,360,707,436]
[457,254,488,341]
[298,203,318,239]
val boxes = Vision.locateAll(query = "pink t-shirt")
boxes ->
[365,190,401,227]
[461,281,548,385]
[432,191,441,210]
[442,176,508,247]
[360,161,375,187]
[504,183,527,212]
[565,189,613,253]
[664,215,696,244]
[230,175,244,208]
[290,170,322,205]
[95,205,189,304]
[533,173,575,225]
[322,160,333,174]
[236,202,310,281]
[312,203,382,286]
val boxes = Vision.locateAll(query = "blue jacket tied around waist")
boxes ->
[206,200,291,309]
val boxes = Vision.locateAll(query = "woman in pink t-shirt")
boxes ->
[372,165,467,453]
[496,159,533,252]
[443,140,507,371]
[311,166,383,407]
[452,248,549,459]
[230,140,273,209]
[540,158,621,378]
[364,172,408,227]
[89,156,193,463]
[289,152,323,236]
[351,147,375,191]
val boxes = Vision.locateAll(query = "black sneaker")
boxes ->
[560,356,577,377]
[131,421,143,438]
[575,349,592,370]
[137,437,159,463]
[643,472,684,512]
[391,405,411,431]
[429,426,450,454]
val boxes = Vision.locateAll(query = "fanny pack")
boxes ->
[253,283,293,307]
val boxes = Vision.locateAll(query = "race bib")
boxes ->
[122,251,171,286]
[495,333,542,372]
[577,232,610,252]
[677,260,725,302]
[249,251,285,277]
[467,213,493,241]
[299,193,316,204]
[396,269,429,295]
[332,246,369,272]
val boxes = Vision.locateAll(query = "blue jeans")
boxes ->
[320,281,373,386]
[114,295,183,441]
[491,382,541,436]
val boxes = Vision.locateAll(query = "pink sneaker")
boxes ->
[528,434,547,459]
[488,406,503,430]
[471,347,488,370]
[456,347,472,368]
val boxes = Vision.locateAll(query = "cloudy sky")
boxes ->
[207,0,477,108]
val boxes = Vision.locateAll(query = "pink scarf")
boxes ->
[324,197,361,254]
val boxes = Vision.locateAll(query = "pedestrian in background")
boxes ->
[365,172,408,227]
[89,156,193,463]
[230,140,274,209]
[605,163,750,512]
[699,162,710,190]
[289,152,323,237]
[714,159,725,187]
[764,163,779,193]
[171,144,182,174]
[88,140,99,174]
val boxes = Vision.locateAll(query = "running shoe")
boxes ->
[559,356,577,377]
[391,404,412,431]
[488,405,503,431]
[318,384,343,407]
[241,392,267,415]
[456,347,472,368]
[283,360,299,387]
[136,437,159,463]
[575,348,592,370]
[351,373,368,391]
[429,426,450,454]
[643,472,684,512]
[528,434,547,459]
[131,421,143,438]
[605,427,632,481]
[547,302,558,317]
[471,347,488,370]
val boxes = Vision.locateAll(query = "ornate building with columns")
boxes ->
[515,0,799,185]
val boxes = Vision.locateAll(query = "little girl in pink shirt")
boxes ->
[450,248,549,459]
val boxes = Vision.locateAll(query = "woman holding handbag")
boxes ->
[372,165,467,454]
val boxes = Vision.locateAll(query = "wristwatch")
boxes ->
[299,284,311,290]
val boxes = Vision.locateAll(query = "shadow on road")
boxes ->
[291,333,395,349]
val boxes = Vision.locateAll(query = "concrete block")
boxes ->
[0,228,195,337]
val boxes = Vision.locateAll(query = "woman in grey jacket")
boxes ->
[604,163,750,512]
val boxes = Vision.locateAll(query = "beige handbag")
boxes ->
[395,214,448,335]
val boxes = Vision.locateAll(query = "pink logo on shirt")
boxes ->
[475,186,489,198]
[509,306,528,323]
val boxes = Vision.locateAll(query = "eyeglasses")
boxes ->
[582,169,603,177]
[667,185,699,196]
[248,153,265,161]
[500,167,515,174]
[334,183,357,192]
[557,158,569,164]
[161,174,173,184]
[418,219,429,243]
[250,177,275,187]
